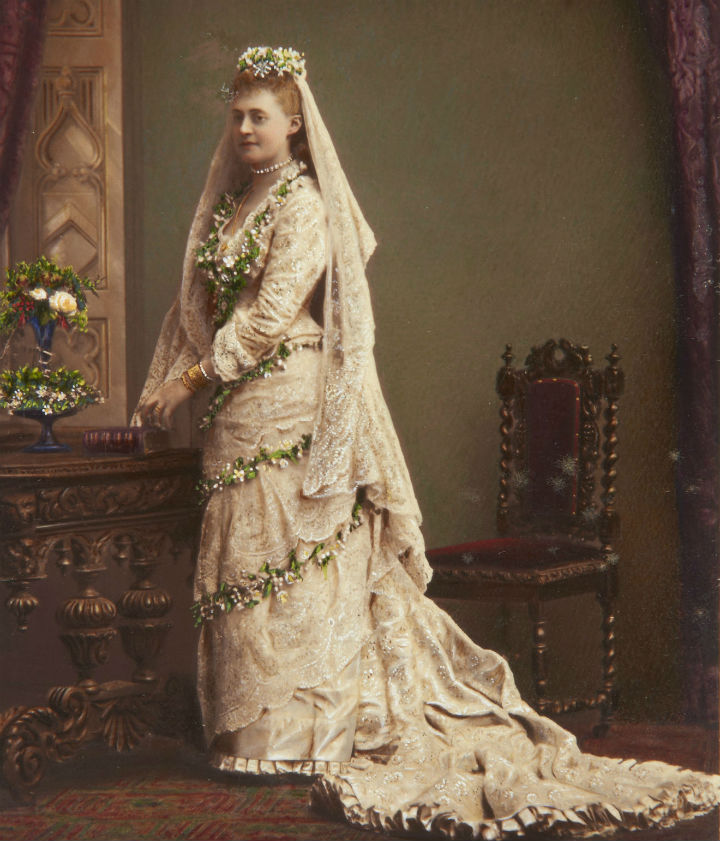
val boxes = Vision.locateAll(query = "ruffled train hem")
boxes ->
[210,751,345,777]
[210,750,719,839]
[312,763,720,840]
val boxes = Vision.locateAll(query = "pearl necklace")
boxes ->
[251,155,294,176]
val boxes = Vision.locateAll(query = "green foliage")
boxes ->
[195,432,312,502]
[199,341,317,431]
[190,492,365,626]
[195,168,303,329]
[0,365,102,414]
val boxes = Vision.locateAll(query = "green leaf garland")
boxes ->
[196,166,304,328]
[199,341,292,431]
[199,339,323,431]
[191,498,364,626]
[196,433,312,503]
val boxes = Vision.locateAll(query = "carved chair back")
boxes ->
[496,339,623,554]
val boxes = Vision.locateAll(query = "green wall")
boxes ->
[126,1,680,720]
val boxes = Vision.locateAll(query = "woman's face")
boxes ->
[230,89,301,169]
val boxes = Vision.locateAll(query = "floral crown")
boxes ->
[237,46,306,79]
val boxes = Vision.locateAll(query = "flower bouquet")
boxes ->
[0,256,103,452]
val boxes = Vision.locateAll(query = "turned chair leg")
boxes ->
[529,599,549,713]
[595,588,617,736]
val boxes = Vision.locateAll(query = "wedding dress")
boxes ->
[135,61,720,839]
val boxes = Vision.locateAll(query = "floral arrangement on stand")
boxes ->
[0,256,103,452]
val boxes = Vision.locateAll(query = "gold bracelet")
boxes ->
[180,371,197,394]
[198,361,214,383]
[186,363,209,391]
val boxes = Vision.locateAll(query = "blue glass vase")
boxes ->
[19,317,74,454]
[30,317,56,370]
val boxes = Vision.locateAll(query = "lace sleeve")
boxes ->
[211,185,326,381]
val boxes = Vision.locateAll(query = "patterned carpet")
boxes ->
[1,784,336,841]
[0,738,375,841]
[0,726,717,841]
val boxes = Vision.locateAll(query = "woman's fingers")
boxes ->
[141,400,162,427]
[158,402,173,430]
[138,380,190,429]
[154,396,177,429]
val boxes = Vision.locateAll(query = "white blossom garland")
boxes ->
[200,342,292,430]
[191,499,364,626]
[199,338,321,432]
[196,434,312,503]
[196,164,305,328]
[236,46,306,79]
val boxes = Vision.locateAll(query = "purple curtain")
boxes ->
[0,0,48,236]
[641,0,720,722]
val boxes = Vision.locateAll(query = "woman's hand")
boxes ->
[136,379,192,429]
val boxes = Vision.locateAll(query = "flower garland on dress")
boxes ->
[199,338,322,431]
[191,499,364,627]
[192,159,347,623]
[196,433,312,503]
[196,164,305,328]
[200,341,292,431]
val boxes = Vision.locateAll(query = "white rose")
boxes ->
[48,290,78,315]
[28,287,47,300]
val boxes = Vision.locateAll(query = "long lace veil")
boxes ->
[134,68,431,591]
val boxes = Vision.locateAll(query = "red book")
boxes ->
[82,426,167,456]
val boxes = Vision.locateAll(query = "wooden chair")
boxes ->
[427,338,623,733]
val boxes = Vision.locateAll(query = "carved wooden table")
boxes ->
[0,442,202,800]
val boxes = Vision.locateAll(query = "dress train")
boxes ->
[310,564,720,839]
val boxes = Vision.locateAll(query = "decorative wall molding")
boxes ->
[36,66,106,284]
[47,0,103,37]
[56,318,109,395]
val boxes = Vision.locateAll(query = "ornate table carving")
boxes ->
[0,442,202,800]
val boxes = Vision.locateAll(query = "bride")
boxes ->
[135,46,719,838]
